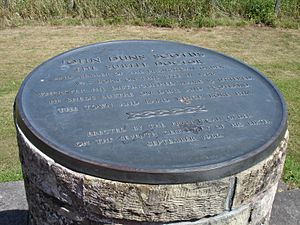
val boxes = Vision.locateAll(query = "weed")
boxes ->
[153,16,175,28]
[195,16,216,28]
[242,0,276,26]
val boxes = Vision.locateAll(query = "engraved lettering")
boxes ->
[109,55,145,62]
[178,97,192,105]
[209,83,250,90]
[197,65,224,70]
[227,113,252,120]
[140,91,153,96]
[200,72,216,77]
[164,126,210,135]
[235,91,251,96]
[172,117,223,127]
[155,59,203,67]
[62,57,101,65]
[80,72,122,79]
[186,86,203,92]
[147,136,197,147]
[177,95,204,103]
[75,66,95,72]
[102,92,134,99]
[218,76,253,82]
[57,106,79,113]
[95,138,113,145]
[145,98,170,105]
[90,87,105,93]
[120,131,156,143]
[106,62,147,70]
[200,133,223,140]
[208,92,231,98]
[179,80,203,85]
[87,127,127,137]
[153,52,205,60]
[39,89,90,97]
[49,99,62,105]
[129,66,195,75]
[98,79,121,84]
[231,122,245,128]
[67,96,96,103]
[215,124,225,129]
[78,79,121,86]
[54,75,73,81]
[247,120,271,126]
[75,141,91,148]
[120,100,140,107]
[148,122,166,129]
[84,103,113,111]
[157,89,181,95]
[112,82,175,91]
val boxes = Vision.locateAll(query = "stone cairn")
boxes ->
[17,126,288,225]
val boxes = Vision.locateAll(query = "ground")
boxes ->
[0,25,299,187]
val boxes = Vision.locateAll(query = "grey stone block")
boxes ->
[0,180,299,225]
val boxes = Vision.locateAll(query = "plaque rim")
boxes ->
[14,40,288,184]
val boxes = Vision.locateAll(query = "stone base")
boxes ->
[17,125,288,225]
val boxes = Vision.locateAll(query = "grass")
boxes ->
[0,25,299,187]
[0,0,299,29]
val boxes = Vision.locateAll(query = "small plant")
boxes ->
[153,16,174,28]
[179,19,193,28]
[105,16,123,25]
[243,0,276,26]
[195,16,216,28]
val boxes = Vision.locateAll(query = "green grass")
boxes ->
[0,167,23,182]
[254,63,300,187]
[0,25,299,188]
[0,0,299,29]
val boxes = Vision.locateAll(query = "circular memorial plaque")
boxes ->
[15,40,287,184]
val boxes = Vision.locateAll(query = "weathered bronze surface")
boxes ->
[14,40,287,184]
